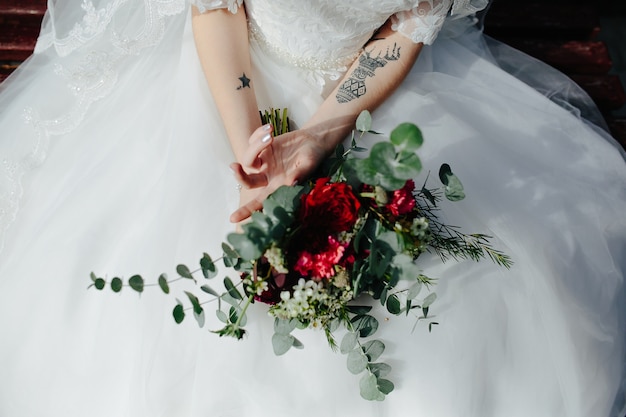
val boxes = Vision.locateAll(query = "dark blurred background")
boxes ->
[1,0,625,148]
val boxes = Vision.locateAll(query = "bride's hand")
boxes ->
[230,125,329,223]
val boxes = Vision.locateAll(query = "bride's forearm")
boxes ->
[302,19,423,153]
[191,6,261,163]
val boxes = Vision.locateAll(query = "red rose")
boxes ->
[299,178,361,233]
[387,180,416,216]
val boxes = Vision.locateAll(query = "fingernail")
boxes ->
[262,124,272,131]
[261,133,271,143]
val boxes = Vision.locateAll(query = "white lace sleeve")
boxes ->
[392,0,488,45]
[189,0,242,14]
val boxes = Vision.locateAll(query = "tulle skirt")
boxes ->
[0,5,625,417]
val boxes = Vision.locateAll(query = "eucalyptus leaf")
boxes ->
[176,264,194,279]
[438,163,453,185]
[228,306,239,324]
[355,110,372,132]
[407,281,423,299]
[227,232,264,262]
[272,333,295,355]
[200,284,219,297]
[128,275,144,293]
[215,309,228,323]
[379,174,408,192]
[93,278,105,290]
[369,142,396,177]
[392,150,422,180]
[200,253,217,279]
[377,378,395,395]
[223,277,243,301]
[265,185,303,214]
[173,303,185,324]
[158,274,170,294]
[274,318,297,335]
[292,336,304,350]
[444,174,466,201]
[423,292,437,308]
[347,349,368,374]
[362,339,385,362]
[392,254,421,281]
[340,332,358,354]
[110,277,123,293]
[369,362,392,378]
[194,309,206,328]
[390,122,423,152]
[221,242,239,260]
[386,294,401,315]
[184,291,203,315]
[220,293,241,307]
[351,315,379,338]
[346,305,372,315]
[359,373,385,401]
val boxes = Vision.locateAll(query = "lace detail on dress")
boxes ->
[35,0,128,56]
[190,0,242,14]
[391,0,452,45]
[391,0,488,44]
[0,0,188,254]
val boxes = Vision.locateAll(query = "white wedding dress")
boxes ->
[0,1,625,416]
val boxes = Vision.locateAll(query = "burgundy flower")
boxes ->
[299,178,361,234]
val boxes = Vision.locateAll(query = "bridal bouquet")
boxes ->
[90,110,510,401]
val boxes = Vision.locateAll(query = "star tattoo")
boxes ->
[237,73,251,90]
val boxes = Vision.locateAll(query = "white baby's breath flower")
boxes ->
[264,245,288,274]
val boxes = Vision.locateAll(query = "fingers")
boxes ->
[230,198,263,223]
[230,162,268,189]
[241,124,273,169]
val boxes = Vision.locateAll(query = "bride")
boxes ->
[0,0,624,416]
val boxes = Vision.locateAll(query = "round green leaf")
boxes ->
[377,378,395,395]
[110,277,123,293]
[224,277,243,301]
[369,362,392,378]
[351,315,379,338]
[274,318,297,335]
[347,349,368,374]
[128,275,144,293]
[445,175,465,201]
[407,282,423,299]
[423,292,437,308]
[355,110,372,132]
[390,123,423,152]
[369,142,396,177]
[272,333,295,356]
[359,373,385,401]
[158,274,170,294]
[176,264,193,279]
[439,163,453,185]
[173,304,185,324]
[215,309,228,323]
[340,332,358,354]
[194,309,206,328]
[185,291,203,315]
[227,232,263,262]
[386,294,402,315]
[200,284,219,297]
[94,278,106,290]
[363,339,385,362]
[200,253,217,279]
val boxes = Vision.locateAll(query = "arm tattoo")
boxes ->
[237,73,251,90]
[336,43,401,103]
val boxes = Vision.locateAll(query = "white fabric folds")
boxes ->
[0,1,624,417]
